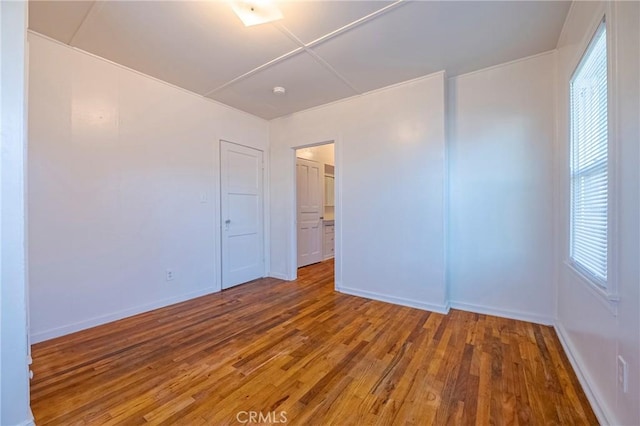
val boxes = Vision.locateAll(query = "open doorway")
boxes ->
[295,143,335,272]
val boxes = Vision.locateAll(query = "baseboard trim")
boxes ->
[12,412,35,426]
[31,286,220,344]
[335,285,450,314]
[267,271,291,281]
[449,301,554,325]
[555,322,613,425]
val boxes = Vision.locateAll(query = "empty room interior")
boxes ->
[1,0,640,425]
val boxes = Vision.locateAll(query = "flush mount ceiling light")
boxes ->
[230,0,283,27]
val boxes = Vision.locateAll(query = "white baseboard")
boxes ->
[335,285,450,314]
[267,271,291,281]
[449,301,554,325]
[12,411,35,426]
[30,286,220,344]
[554,322,613,426]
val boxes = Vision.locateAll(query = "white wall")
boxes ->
[270,73,448,312]
[554,2,640,425]
[447,52,557,324]
[0,1,33,425]
[28,33,269,342]
[25,8,640,422]
[296,143,334,166]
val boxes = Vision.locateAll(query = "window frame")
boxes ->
[565,9,619,308]
[569,20,609,288]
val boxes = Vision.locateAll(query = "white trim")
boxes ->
[449,301,554,326]
[30,286,219,344]
[290,139,340,282]
[11,419,35,426]
[442,71,451,304]
[9,408,34,426]
[209,1,405,96]
[561,4,621,308]
[335,284,450,315]
[605,1,621,305]
[555,322,615,426]
[304,1,405,51]
[212,136,223,294]
[564,3,608,78]
[451,50,557,81]
[274,71,446,120]
[551,48,560,328]
[563,261,619,315]
[556,0,578,50]
[26,30,268,124]
[262,146,272,285]
[268,272,290,281]
[363,70,447,98]
[205,47,305,96]
[332,136,342,292]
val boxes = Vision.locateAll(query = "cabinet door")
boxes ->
[323,224,335,259]
[324,175,335,207]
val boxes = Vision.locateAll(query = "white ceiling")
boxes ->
[29,0,571,120]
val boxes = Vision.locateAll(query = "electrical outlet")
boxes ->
[166,270,174,281]
[617,355,628,393]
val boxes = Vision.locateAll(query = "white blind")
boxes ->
[570,22,608,285]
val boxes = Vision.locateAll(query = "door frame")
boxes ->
[216,139,269,292]
[290,139,341,287]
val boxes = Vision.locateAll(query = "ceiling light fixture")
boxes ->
[273,86,286,95]
[230,0,283,27]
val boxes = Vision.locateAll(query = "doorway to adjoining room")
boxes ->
[295,143,335,271]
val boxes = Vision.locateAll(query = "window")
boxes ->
[569,21,608,287]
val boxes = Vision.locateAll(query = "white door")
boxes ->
[221,141,264,289]
[297,157,323,267]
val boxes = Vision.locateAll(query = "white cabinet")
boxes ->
[323,221,334,260]
[322,164,335,260]
[324,175,335,207]
[324,164,335,208]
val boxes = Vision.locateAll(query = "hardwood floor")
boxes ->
[31,260,597,425]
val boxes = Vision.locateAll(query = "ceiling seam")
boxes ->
[205,0,407,97]
[303,48,360,94]
[273,23,360,95]
[203,47,304,96]
[304,48,361,94]
[68,0,103,46]
[303,0,407,50]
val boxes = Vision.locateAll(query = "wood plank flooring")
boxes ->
[31,260,597,425]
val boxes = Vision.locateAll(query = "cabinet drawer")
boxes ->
[323,229,335,257]
[324,225,334,234]
[324,242,335,254]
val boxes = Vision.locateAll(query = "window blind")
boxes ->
[570,22,608,285]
